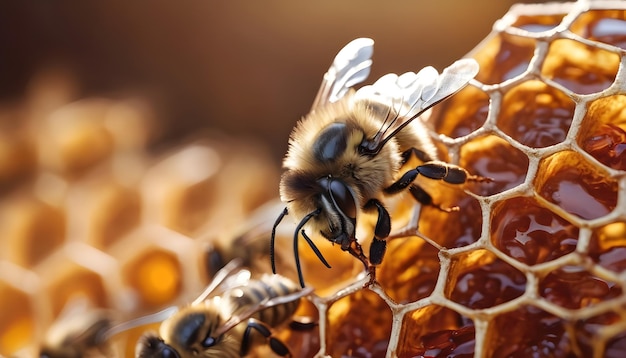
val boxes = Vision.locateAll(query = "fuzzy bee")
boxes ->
[271,38,488,287]
[127,259,311,357]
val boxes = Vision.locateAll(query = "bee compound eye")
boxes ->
[328,179,357,220]
[161,347,181,358]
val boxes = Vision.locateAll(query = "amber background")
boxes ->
[0,0,556,160]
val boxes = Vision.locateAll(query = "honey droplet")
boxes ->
[490,196,578,265]
[498,80,574,148]
[540,266,622,309]
[589,222,626,273]
[407,326,476,358]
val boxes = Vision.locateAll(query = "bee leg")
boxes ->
[409,184,459,213]
[242,319,292,357]
[362,199,391,265]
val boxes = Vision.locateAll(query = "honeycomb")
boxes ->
[2,1,626,357]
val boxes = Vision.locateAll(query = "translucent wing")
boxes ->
[212,281,313,338]
[311,37,374,110]
[102,259,247,340]
[355,58,480,154]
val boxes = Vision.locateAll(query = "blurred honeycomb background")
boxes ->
[2,0,626,357]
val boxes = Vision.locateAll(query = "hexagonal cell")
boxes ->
[326,290,392,357]
[472,32,535,85]
[67,179,141,249]
[429,85,490,138]
[121,247,183,309]
[397,305,475,358]
[141,144,220,236]
[490,196,578,266]
[539,266,622,310]
[512,13,565,32]
[378,237,440,304]
[570,10,626,49]
[417,189,483,249]
[447,249,526,310]
[37,99,116,177]
[43,260,111,317]
[0,281,36,355]
[535,150,618,220]
[573,310,624,357]
[578,95,626,171]
[460,135,529,196]
[542,38,620,95]
[497,80,575,148]
[486,305,574,357]
[1,197,66,267]
[589,221,626,273]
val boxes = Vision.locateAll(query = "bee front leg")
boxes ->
[362,199,390,265]
[241,319,292,357]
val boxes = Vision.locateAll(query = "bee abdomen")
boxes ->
[229,274,302,328]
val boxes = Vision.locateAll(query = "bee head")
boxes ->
[317,176,357,244]
[136,333,181,358]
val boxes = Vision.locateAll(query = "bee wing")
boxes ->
[355,58,479,154]
[311,37,374,110]
[212,286,314,338]
[192,258,249,305]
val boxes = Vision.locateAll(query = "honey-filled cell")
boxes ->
[416,186,483,249]
[541,38,620,95]
[570,10,626,49]
[497,80,575,148]
[43,261,110,318]
[1,197,66,267]
[589,221,626,273]
[535,150,618,220]
[539,265,622,310]
[397,305,475,358]
[486,305,573,358]
[68,179,141,249]
[122,248,182,309]
[578,95,626,171]
[0,282,36,356]
[429,85,489,139]
[490,196,578,266]
[512,13,565,33]
[326,290,392,358]
[447,249,526,310]
[471,32,535,85]
[378,237,440,304]
[460,135,529,196]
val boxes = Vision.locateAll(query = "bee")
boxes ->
[39,298,113,358]
[271,38,489,287]
[129,259,312,357]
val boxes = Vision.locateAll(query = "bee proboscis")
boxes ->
[271,37,489,287]
[117,259,311,357]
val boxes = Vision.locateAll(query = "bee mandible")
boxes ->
[271,38,488,287]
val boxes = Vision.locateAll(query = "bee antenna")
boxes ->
[294,208,323,287]
[271,207,289,274]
